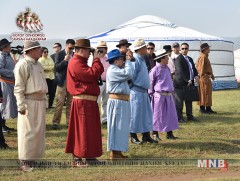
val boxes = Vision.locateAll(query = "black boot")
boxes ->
[152,131,161,141]
[0,116,9,149]
[2,119,14,132]
[206,106,217,114]
[130,133,142,144]
[199,106,206,114]
[142,132,158,143]
[166,131,177,140]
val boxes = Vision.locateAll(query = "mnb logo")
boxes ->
[198,159,227,168]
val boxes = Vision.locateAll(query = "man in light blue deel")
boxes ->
[106,49,133,159]
[129,39,158,144]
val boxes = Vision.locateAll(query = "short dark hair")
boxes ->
[156,55,167,63]
[54,43,62,48]
[148,42,155,47]
[41,47,48,52]
[181,43,189,47]
[108,60,115,65]
[66,39,75,45]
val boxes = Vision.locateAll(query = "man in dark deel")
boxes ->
[174,43,199,123]
[196,43,217,114]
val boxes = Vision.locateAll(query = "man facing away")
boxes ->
[65,39,104,166]
[14,41,48,172]
[196,43,217,114]
[129,39,157,144]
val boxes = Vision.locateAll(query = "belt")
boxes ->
[25,93,45,101]
[156,92,173,96]
[109,94,130,101]
[0,77,14,84]
[73,94,97,101]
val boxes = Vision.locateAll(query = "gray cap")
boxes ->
[172,42,180,48]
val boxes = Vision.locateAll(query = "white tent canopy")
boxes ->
[88,15,237,90]
[234,49,240,82]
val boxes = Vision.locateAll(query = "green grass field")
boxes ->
[0,88,240,180]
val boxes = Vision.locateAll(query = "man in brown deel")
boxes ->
[196,43,217,114]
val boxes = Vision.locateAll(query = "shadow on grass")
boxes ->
[130,140,240,158]
[160,141,240,154]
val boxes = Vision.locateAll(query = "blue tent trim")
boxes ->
[212,80,238,90]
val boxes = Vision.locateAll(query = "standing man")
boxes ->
[149,50,179,141]
[50,43,62,62]
[0,38,18,132]
[96,41,109,124]
[174,43,199,123]
[65,39,104,166]
[116,39,131,57]
[14,41,48,172]
[171,42,180,61]
[0,83,10,149]
[145,42,156,72]
[130,39,157,144]
[50,43,62,106]
[52,39,75,129]
[163,45,175,77]
[106,49,133,159]
[196,43,217,114]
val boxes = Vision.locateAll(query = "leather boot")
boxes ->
[130,133,142,144]
[206,107,217,114]
[199,106,207,114]
[166,131,177,140]
[142,132,158,143]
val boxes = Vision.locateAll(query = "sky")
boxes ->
[0,0,240,39]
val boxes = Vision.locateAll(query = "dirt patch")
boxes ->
[137,169,240,181]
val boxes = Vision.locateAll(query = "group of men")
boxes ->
[0,37,217,171]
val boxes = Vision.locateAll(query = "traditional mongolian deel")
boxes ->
[149,63,179,132]
[196,52,214,106]
[130,53,153,133]
[106,60,133,152]
[14,55,48,160]
[0,51,18,119]
[65,53,104,158]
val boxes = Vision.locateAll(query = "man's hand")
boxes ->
[187,80,192,86]
[18,110,26,115]
[64,53,71,61]
[93,49,104,59]
[211,75,215,80]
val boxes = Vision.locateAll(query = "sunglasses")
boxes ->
[68,47,74,50]
[147,47,154,50]
[43,51,48,53]
[181,48,188,50]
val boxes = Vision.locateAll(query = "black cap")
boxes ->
[0,39,12,50]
